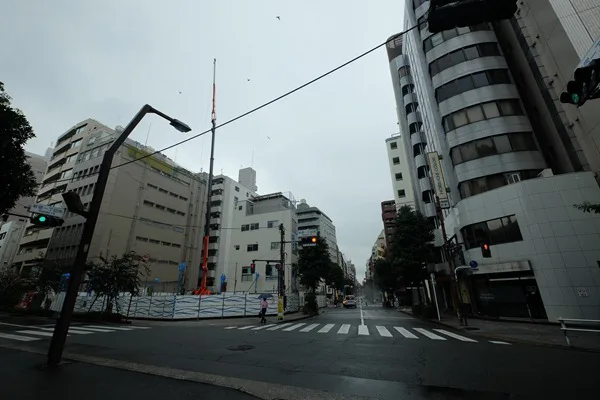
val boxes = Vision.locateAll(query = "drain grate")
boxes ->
[227,344,255,351]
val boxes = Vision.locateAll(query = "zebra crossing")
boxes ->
[0,324,151,343]
[223,322,511,345]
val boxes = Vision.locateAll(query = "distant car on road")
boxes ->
[343,295,357,308]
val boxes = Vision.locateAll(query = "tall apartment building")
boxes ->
[228,192,298,294]
[385,1,600,321]
[385,132,417,209]
[0,151,49,268]
[296,200,339,264]
[14,119,209,292]
[207,168,258,291]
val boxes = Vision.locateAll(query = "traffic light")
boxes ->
[428,0,518,33]
[301,236,318,247]
[481,242,491,258]
[30,214,64,227]
[560,59,600,107]
[250,262,256,274]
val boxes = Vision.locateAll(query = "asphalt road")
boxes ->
[1,307,598,399]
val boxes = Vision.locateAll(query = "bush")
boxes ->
[303,292,319,316]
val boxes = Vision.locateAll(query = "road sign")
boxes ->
[469,260,478,269]
[577,35,600,69]
[30,203,65,218]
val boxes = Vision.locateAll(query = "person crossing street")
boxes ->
[259,298,268,324]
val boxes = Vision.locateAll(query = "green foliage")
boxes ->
[86,251,149,313]
[303,292,319,316]
[374,258,398,291]
[388,205,435,284]
[297,236,331,292]
[0,82,38,215]
[30,253,70,296]
[325,263,345,291]
[574,202,600,214]
[0,268,32,309]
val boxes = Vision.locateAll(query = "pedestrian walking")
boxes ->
[260,298,268,324]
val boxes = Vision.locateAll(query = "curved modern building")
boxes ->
[385,1,600,322]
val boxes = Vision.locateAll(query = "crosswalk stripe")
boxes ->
[283,323,305,332]
[358,325,369,335]
[434,329,477,342]
[238,325,254,330]
[337,324,350,334]
[489,340,510,345]
[299,323,319,332]
[394,327,418,339]
[318,324,334,333]
[224,326,237,330]
[252,324,275,330]
[414,328,446,340]
[83,325,134,331]
[267,323,291,331]
[34,327,94,335]
[376,326,393,337]
[17,330,66,338]
[64,327,115,333]
[0,332,40,342]
[127,326,151,329]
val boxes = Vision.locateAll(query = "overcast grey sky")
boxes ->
[2,0,405,280]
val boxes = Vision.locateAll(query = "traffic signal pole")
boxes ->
[278,223,285,320]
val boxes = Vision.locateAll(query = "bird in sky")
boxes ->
[247,78,251,82]
[178,91,182,94]
[276,16,280,20]
[267,136,271,140]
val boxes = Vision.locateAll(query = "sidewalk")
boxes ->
[401,308,600,351]
[1,347,259,400]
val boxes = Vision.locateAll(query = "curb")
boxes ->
[398,309,600,353]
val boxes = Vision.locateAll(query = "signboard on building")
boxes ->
[576,35,600,69]
[297,229,318,238]
[426,152,450,209]
[29,203,65,218]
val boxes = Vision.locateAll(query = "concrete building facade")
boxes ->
[296,200,338,264]
[227,192,298,294]
[384,1,600,321]
[386,132,417,209]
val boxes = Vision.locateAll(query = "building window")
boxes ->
[397,189,406,198]
[235,186,240,192]
[405,102,419,115]
[392,157,400,165]
[450,132,538,165]
[402,84,415,95]
[409,122,422,134]
[443,99,523,133]
[247,244,258,252]
[461,215,523,250]
[271,242,280,250]
[241,224,249,231]
[429,43,501,76]
[250,223,259,230]
[458,169,542,199]
[267,220,279,228]
[423,23,491,53]
[398,66,411,78]
[395,173,403,181]
[390,141,398,150]
[435,69,511,103]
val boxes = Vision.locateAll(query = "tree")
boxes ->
[388,205,435,302]
[0,82,38,216]
[325,263,345,292]
[86,251,149,314]
[575,202,600,214]
[0,267,31,309]
[297,236,331,292]
[373,258,397,292]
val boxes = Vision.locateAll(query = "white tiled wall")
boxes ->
[444,171,600,321]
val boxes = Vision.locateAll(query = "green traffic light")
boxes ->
[572,93,580,104]
[38,216,47,222]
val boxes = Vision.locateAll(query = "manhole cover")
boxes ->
[227,344,255,351]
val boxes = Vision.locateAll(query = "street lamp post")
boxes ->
[47,104,191,367]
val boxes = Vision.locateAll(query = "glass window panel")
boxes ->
[424,39,433,53]
[472,222,489,245]
[431,33,444,47]
[509,133,532,151]
[442,29,458,41]
[487,218,507,244]
[493,135,511,153]
[502,216,523,242]
[482,102,500,118]
[460,141,479,162]
[450,50,465,66]
[443,117,454,132]
[476,137,496,157]
[469,177,488,195]
[453,110,469,128]
[456,75,474,93]
[487,174,506,191]
[463,45,479,60]
[488,69,511,84]
[498,100,516,115]
[472,72,489,88]
[438,55,452,71]
[451,147,463,165]
[466,105,484,123]
[457,26,470,35]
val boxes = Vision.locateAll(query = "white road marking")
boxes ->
[299,323,319,332]
[358,325,369,335]
[252,324,275,330]
[318,324,334,333]
[282,323,305,332]
[0,332,40,342]
[414,328,446,340]
[64,326,115,333]
[0,322,36,328]
[224,326,237,330]
[34,327,93,335]
[337,324,350,334]
[360,305,365,325]
[267,323,291,331]
[127,326,151,329]
[434,329,477,342]
[376,326,393,337]
[489,340,511,345]
[394,327,418,339]
[83,325,134,331]
[237,325,254,330]
[17,330,66,338]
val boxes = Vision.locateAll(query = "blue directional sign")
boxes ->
[154,277,159,283]
[469,260,479,269]
[179,262,186,272]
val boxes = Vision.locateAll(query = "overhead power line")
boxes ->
[42,22,423,187]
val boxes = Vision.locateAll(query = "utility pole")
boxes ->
[200,58,217,292]
[278,223,285,320]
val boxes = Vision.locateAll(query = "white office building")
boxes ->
[296,200,339,264]
[385,1,600,321]
[385,132,417,210]
[227,192,298,294]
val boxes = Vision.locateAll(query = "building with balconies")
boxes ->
[381,200,397,252]
[384,1,600,321]
[227,192,298,294]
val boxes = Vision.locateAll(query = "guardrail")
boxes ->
[557,317,600,346]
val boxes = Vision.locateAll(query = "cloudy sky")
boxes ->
[2,0,405,280]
